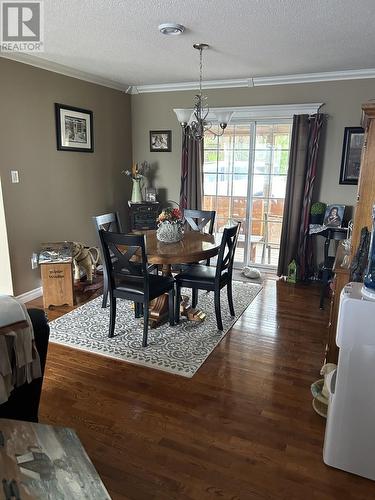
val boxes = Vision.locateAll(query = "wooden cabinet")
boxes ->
[40,261,74,308]
[325,103,375,364]
[128,202,160,231]
[325,245,350,363]
[351,103,375,255]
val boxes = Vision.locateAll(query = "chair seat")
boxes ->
[115,274,174,299]
[175,264,228,288]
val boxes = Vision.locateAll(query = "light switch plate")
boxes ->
[11,170,19,183]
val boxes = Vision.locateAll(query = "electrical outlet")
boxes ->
[31,253,39,269]
[11,170,19,183]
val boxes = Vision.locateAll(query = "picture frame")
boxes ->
[149,130,171,152]
[55,103,94,152]
[145,187,157,202]
[323,204,345,228]
[339,127,364,185]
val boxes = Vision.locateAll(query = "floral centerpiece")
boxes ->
[157,207,184,243]
[121,162,149,203]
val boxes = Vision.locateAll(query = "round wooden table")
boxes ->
[142,230,221,275]
[138,230,221,326]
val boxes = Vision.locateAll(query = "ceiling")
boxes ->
[11,0,375,88]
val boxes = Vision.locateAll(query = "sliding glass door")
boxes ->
[203,120,292,268]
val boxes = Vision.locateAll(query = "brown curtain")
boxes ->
[277,115,310,276]
[179,127,203,210]
[277,114,324,278]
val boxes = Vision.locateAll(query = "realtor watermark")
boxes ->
[1,1,44,52]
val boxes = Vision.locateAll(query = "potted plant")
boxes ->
[156,207,184,243]
[310,202,326,225]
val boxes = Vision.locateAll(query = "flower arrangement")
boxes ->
[157,207,183,225]
[156,207,184,243]
[121,161,149,180]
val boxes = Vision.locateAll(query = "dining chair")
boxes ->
[99,230,175,347]
[93,212,157,308]
[183,209,216,308]
[93,212,123,308]
[184,209,216,235]
[175,222,241,331]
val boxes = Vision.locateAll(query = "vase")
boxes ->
[156,221,184,243]
[363,205,375,295]
[131,179,143,203]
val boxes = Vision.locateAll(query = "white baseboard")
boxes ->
[16,286,43,304]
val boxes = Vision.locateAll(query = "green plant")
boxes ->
[311,202,326,215]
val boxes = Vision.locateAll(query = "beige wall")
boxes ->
[0,178,13,295]
[0,58,132,295]
[131,79,375,209]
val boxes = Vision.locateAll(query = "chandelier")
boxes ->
[174,44,233,141]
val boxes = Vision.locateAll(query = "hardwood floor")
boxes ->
[27,279,374,499]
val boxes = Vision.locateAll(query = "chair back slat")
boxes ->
[215,223,241,279]
[99,231,149,288]
[184,209,216,234]
[93,212,123,234]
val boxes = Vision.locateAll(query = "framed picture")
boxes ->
[323,204,345,228]
[149,130,171,152]
[55,103,94,152]
[145,187,157,202]
[339,127,364,185]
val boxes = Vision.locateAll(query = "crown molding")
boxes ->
[131,78,254,94]
[131,68,375,94]
[2,53,374,94]
[174,103,323,123]
[254,68,375,86]
[0,53,131,92]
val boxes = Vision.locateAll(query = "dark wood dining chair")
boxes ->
[175,222,241,331]
[183,209,216,308]
[99,230,175,347]
[184,209,216,235]
[93,212,158,308]
[93,212,123,308]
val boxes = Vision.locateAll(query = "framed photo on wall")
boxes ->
[55,103,94,152]
[339,126,364,185]
[149,130,171,152]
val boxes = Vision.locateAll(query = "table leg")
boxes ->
[148,263,205,327]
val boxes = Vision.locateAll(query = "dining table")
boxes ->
[134,229,221,327]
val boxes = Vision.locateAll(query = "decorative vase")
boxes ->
[131,178,143,203]
[156,221,184,243]
[363,205,375,295]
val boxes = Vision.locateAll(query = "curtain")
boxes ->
[277,113,324,279]
[179,127,203,210]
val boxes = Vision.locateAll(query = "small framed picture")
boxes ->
[149,130,171,152]
[145,187,157,202]
[339,127,364,185]
[323,204,345,228]
[55,103,94,152]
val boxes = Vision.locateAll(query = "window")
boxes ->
[203,121,292,268]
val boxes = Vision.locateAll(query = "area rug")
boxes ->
[49,282,262,378]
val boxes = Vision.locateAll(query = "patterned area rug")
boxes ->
[49,282,262,378]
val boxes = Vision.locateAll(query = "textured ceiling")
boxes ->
[33,0,375,86]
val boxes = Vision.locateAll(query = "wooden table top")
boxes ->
[137,230,221,265]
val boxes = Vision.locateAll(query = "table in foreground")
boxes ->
[0,418,111,499]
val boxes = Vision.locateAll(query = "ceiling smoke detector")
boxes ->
[158,23,185,36]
